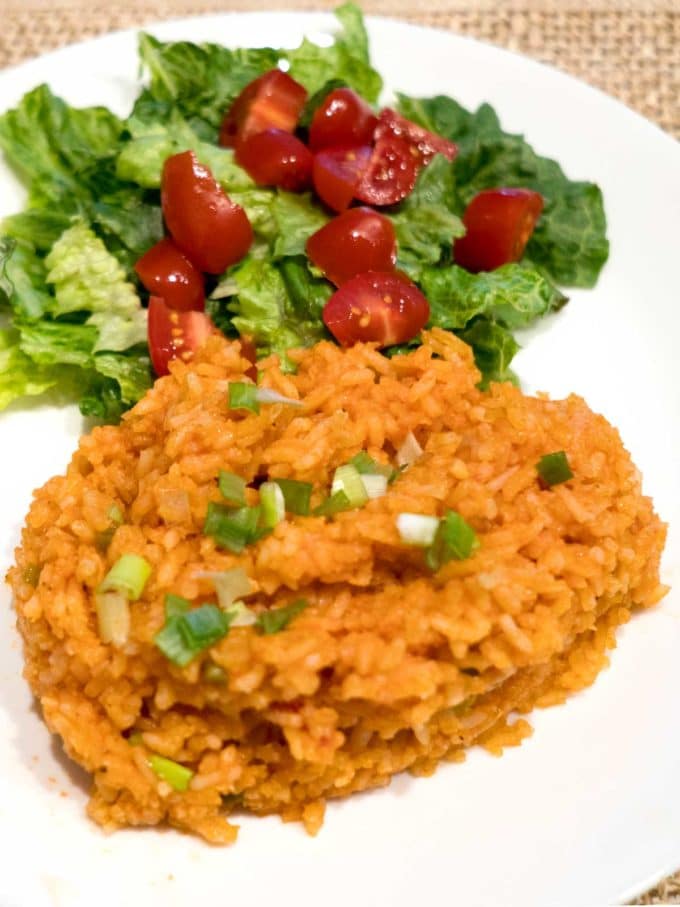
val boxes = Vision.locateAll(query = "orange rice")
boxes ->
[7,329,667,843]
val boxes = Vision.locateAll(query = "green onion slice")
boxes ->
[195,567,253,611]
[98,554,151,600]
[360,474,388,500]
[204,502,267,552]
[313,490,351,516]
[396,513,439,547]
[256,599,308,635]
[349,452,394,479]
[154,603,233,667]
[275,478,313,516]
[425,510,479,571]
[331,464,368,508]
[218,470,247,506]
[164,594,191,619]
[228,600,258,627]
[259,481,285,528]
[536,451,573,487]
[95,590,130,647]
[148,754,194,792]
[228,382,259,413]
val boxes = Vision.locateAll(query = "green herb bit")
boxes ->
[349,452,394,480]
[331,464,368,509]
[22,564,41,587]
[164,594,191,619]
[257,599,308,635]
[154,603,233,667]
[148,754,194,792]
[202,660,228,684]
[275,478,313,516]
[204,502,267,553]
[425,510,479,571]
[228,382,259,413]
[98,554,151,600]
[259,481,285,528]
[536,451,573,487]
[313,490,352,516]
[218,469,247,506]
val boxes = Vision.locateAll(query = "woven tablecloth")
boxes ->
[0,0,678,902]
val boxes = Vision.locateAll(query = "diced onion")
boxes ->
[260,481,286,528]
[396,513,439,547]
[95,590,131,647]
[396,431,423,467]
[255,388,303,407]
[195,567,253,611]
[361,474,388,500]
[228,601,258,627]
[331,464,368,508]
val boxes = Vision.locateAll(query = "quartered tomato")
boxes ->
[322,271,429,348]
[147,296,215,377]
[161,151,253,274]
[374,108,458,165]
[235,128,313,191]
[135,238,205,312]
[219,69,307,148]
[312,145,372,212]
[453,188,545,272]
[354,136,420,206]
[308,87,378,151]
[306,208,397,286]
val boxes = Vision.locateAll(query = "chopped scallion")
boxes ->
[228,600,258,627]
[154,603,233,667]
[228,382,259,413]
[313,490,352,516]
[259,481,285,528]
[396,513,439,547]
[204,502,267,552]
[256,599,308,635]
[255,388,303,407]
[218,470,247,506]
[98,554,151,601]
[196,567,253,611]
[425,510,479,571]
[360,473,388,500]
[164,594,191,619]
[349,452,394,479]
[148,754,194,792]
[95,590,130,647]
[536,451,573,487]
[331,464,368,508]
[275,478,313,516]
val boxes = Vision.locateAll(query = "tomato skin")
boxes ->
[135,238,205,312]
[374,108,458,165]
[322,271,429,348]
[161,151,253,274]
[308,88,378,151]
[306,208,397,287]
[147,296,215,377]
[453,188,545,272]
[354,136,420,207]
[235,128,313,191]
[219,69,307,148]
[312,145,372,212]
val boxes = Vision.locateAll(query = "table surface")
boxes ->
[0,1,678,903]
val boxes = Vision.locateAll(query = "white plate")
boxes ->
[1,12,679,907]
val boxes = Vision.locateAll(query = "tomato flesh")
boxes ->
[453,188,545,272]
[235,128,313,191]
[374,108,458,165]
[354,136,419,207]
[308,87,378,151]
[312,145,372,212]
[322,272,429,348]
[219,69,307,148]
[161,151,253,274]
[148,296,214,377]
[306,208,397,287]
[135,238,205,312]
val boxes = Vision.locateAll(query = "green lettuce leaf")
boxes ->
[422,262,566,331]
[396,94,608,287]
[271,192,330,259]
[388,155,464,276]
[0,238,52,320]
[0,329,63,411]
[278,257,333,322]
[17,319,97,368]
[456,318,519,388]
[45,222,147,352]
[94,349,153,404]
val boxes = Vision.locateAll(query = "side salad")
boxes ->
[0,4,608,420]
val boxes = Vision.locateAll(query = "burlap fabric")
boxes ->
[0,0,678,902]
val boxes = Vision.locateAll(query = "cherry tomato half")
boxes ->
[453,188,545,272]
[374,109,458,166]
[135,238,205,312]
[161,151,253,274]
[354,136,420,207]
[308,87,378,152]
[322,271,429,348]
[148,296,215,377]
[219,69,307,148]
[306,208,397,287]
[312,145,372,212]
[235,128,313,191]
